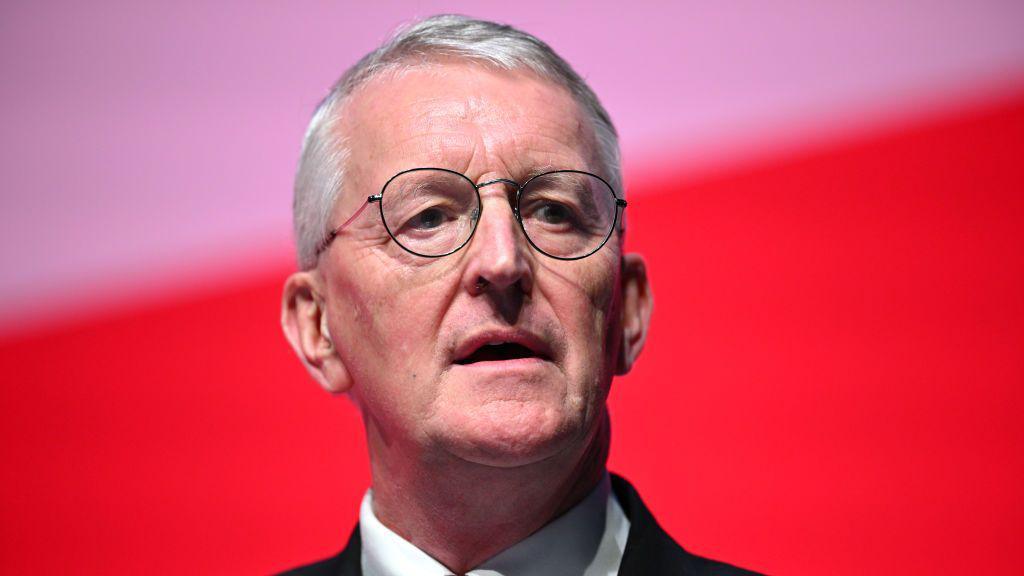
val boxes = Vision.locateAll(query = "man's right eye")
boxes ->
[408,207,447,230]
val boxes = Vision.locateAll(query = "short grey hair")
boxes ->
[292,14,622,270]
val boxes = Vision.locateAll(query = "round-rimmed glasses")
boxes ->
[316,168,627,261]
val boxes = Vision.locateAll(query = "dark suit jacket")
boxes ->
[279,474,762,575]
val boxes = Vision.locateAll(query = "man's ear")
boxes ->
[281,271,353,394]
[615,253,654,375]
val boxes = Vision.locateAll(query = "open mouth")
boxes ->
[454,342,547,365]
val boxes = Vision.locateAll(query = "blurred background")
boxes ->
[2,1,1022,574]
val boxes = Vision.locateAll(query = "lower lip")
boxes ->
[453,357,551,371]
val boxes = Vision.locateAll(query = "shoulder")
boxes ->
[611,474,764,576]
[275,526,362,576]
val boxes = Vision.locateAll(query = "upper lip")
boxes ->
[452,327,555,364]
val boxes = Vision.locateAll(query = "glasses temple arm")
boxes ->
[315,194,382,256]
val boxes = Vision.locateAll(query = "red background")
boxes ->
[2,91,1022,574]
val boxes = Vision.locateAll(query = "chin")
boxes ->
[434,400,582,468]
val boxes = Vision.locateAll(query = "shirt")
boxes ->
[359,473,630,576]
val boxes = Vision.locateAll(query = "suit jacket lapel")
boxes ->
[612,474,761,575]
[334,526,362,575]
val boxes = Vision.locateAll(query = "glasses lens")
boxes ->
[380,169,480,257]
[519,171,618,259]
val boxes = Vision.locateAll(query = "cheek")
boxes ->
[326,262,464,436]
[331,258,461,374]
[541,254,621,376]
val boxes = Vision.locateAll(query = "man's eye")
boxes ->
[537,203,570,224]
[529,202,581,229]
[408,207,447,230]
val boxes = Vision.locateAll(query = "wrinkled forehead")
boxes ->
[336,62,602,185]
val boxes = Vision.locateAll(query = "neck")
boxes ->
[365,414,610,575]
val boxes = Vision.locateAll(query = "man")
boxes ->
[280,15,759,576]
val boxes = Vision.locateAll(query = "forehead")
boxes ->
[338,62,599,185]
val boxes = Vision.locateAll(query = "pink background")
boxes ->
[3,1,1022,332]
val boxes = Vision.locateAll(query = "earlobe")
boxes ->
[281,271,353,394]
[615,253,654,375]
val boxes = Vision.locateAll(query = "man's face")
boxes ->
[297,64,642,467]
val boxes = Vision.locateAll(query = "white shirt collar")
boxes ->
[360,473,630,576]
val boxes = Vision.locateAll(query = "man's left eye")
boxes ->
[536,203,572,224]
[526,201,585,231]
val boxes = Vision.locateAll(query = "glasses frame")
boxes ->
[316,167,627,261]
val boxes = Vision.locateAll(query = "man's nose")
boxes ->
[461,188,534,296]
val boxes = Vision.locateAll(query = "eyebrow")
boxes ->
[522,164,559,180]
